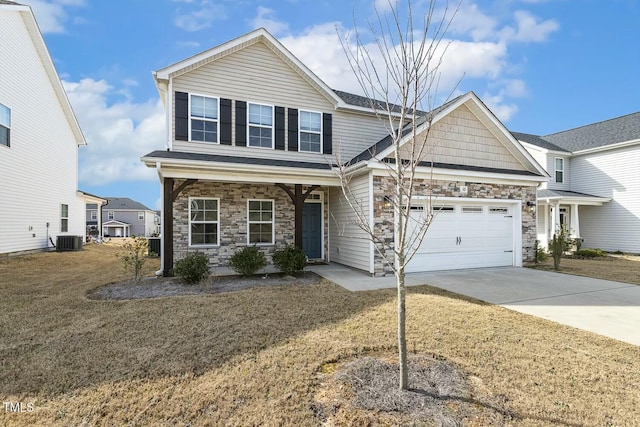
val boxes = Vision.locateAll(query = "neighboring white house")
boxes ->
[0,1,88,254]
[87,197,159,237]
[515,111,640,253]
[142,28,548,276]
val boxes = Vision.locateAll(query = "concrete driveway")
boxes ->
[310,264,640,346]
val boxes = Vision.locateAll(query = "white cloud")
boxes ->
[500,10,559,43]
[174,1,226,32]
[373,0,395,14]
[63,79,165,186]
[249,6,289,36]
[448,3,498,42]
[20,0,84,34]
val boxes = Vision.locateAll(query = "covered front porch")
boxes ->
[536,189,610,249]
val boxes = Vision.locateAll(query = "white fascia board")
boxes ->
[18,8,86,146]
[519,140,569,156]
[77,191,107,205]
[538,196,610,206]
[367,161,545,186]
[144,157,340,186]
[572,138,640,155]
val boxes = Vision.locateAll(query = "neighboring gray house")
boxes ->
[86,197,159,237]
[515,111,640,253]
[141,28,548,276]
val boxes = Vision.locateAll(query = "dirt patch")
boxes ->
[314,354,513,426]
[87,271,321,300]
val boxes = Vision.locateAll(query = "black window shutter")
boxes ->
[175,92,189,141]
[220,98,232,145]
[288,108,298,151]
[323,113,333,154]
[235,100,247,146]
[275,106,285,150]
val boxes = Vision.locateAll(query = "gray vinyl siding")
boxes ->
[328,172,372,272]
[569,145,640,253]
[546,154,570,191]
[172,40,389,163]
[103,210,156,237]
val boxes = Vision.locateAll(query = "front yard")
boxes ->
[1,244,639,425]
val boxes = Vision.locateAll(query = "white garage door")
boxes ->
[406,202,515,273]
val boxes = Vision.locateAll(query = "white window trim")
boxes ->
[247,102,274,149]
[247,199,275,245]
[107,211,114,220]
[138,211,144,220]
[298,109,323,153]
[188,197,220,247]
[0,102,10,148]
[90,210,97,220]
[60,204,69,233]
[188,93,220,144]
[555,157,564,183]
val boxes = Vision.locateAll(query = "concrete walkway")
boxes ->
[308,264,640,346]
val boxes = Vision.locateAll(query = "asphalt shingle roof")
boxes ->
[142,150,334,170]
[104,197,151,211]
[537,189,605,199]
[543,111,640,152]
[511,132,569,152]
[0,1,21,5]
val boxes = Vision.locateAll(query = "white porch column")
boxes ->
[543,203,549,247]
[570,204,580,237]
[550,203,560,235]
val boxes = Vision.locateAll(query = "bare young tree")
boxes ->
[335,0,461,390]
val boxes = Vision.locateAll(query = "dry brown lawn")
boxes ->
[1,244,639,426]
[531,254,640,285]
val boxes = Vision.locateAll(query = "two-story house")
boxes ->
[0,1,90,255]
[515,112,640,253]
[87,197,159,238]
[142,28,548,276]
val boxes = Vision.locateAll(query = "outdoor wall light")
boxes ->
[383,196,393,211]
[526,200,536,215]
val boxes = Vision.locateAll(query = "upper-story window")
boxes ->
[299,110,322,153]
[138,212,144,220]
[248,103,273,148]
[108,211,114,220]
[90,210,97,220]
[555,157,564,183]
[190,94,218,143]
[0,102,10,147]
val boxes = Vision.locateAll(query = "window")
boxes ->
[190,94,218,143]
[0,102,10,147]
[189,198,219,246]
[60,204,69,232]
[432,205,455,213]
[299,110,321,153]
[90,210,97,220]
[489,207,509,214]
[555,158,564,183]
[248,103,273,148]
[462,206,483,213]
[138,212,144,220]
[248,200,274,244]
[108,211,114,220]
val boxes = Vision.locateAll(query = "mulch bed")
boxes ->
[87,271,321,300]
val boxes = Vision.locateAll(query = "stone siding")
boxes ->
[172,180,327,270]
[372,176,537,276]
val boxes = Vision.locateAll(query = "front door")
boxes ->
[302,203,322,259]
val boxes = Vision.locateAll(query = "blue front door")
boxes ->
[302,203,322,259]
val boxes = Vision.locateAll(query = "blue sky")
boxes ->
[24,0,640,210]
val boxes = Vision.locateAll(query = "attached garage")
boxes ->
[406,199,522,273]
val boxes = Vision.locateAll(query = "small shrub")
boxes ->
[175,252,210,284]
[534,240,548,263]
[273,245,307,276]
[229,246,267,277]
[574,238,583,251]
[612,250,624,255]
[574,248,607,258]
[549,226,572,270]
[116,236,148,282]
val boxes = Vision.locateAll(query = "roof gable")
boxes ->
[0,2,85,146]
[360,92,547,177]
[105,197,151,211]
